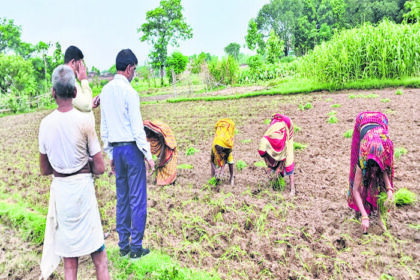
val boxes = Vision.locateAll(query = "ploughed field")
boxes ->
[0,88,419,279]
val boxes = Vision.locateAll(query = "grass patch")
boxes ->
[327,110,337,116]
[254,160,267,168]
[394,147,407,160]
[240,139,252,144]
[177,164,193,169]
[0,201,45,245]
[270,177,286,191]
[298,102,312,111]
[331,104,341,108]
[328,116,338,124]
[349,93,379,99]
[236,160,248,171]
[293,142,307,150]
[381,98,391,103]
[394,188,417,206]
[344,129,353,138]
[186,147,199,156]
[395,89,403,95]
[108,248,220,279]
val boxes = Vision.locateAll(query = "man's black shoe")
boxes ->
[119,247,130,258]
[130,247,150,260]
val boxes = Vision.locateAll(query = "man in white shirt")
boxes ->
[100,49,155,259]
[64,46,94,118]
[39,65,109,279]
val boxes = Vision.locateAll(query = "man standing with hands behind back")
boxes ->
[100,49,155,259]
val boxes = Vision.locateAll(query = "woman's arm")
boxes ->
[352,166,369,233]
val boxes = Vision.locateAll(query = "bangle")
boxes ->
[361,216,369,221]
[386,186,393,192]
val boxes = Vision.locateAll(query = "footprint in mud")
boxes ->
[333,236,347,251]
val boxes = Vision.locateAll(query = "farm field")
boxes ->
[0,87,419,279]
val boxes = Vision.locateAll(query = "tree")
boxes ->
[245,19,265,55]
[139,0,193,86]
[266,30,284,64]
[166,51,188,82]
[224,43,240,60]
[404,0,420,23]
[0,18,22,54]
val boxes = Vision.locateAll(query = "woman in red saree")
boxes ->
[348,112,394,233]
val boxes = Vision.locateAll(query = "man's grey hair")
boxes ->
[52,65,76,99]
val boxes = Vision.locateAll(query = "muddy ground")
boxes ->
[0,87,419,279]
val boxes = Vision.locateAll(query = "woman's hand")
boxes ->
[384,189,394,210]
[361,217,370,233]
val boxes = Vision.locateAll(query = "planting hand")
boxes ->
[361,218,369,233]
[76,60,87,81]
[384,190,394,210]
[146,159,155,176]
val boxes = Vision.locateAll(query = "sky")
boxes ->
[1,0,269,70]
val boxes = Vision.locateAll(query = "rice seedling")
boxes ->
[331,104,341,108]
[152,154,158,161]
[381,273,395,280]
[328,116,338,124]
[239,139,251,144]
[298,102,312,111]
[327,110,337,116]
[395,89,403,95]
[254,160,266,168]
[294,142,307,150]
[294,125,301,133]
[264,119,271,125]
[186,147,199,156]
[344,129,353,138]
[349,93,379,99]
[394,147,407,159]
[394,188,417,206]
[381,98,391,103]
[236,160,247,171]
[377,192,391,229]
[270,176,285,191]
[208,177,219,186]
[177,163,193,169]
[408,224,420,230]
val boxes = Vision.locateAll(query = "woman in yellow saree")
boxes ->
[144,120,177,186]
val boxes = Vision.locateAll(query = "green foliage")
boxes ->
[240,139,252,144]
[254,161,267,168]
[328,116,338,123]
[381,98,391,103]
[236,160,248,171]
[327,110,337,116]
[299,21,420,84]
[0,201,45,245]
[394,147,408,160]
[270,176,285,191]
[138,0,193,85]
[380,274,395,280]
[264,119,271,125]
[224,43,240,60]
[344,129,353,138]
[247,55,264,71]
[266,30,284,64]
[395,89,403,95]
[190,52,210,74]
[298,102,312,110]
[349,93,379,99]
[294,125,301,133]
[208,56,239,85]
[394,188,417,206]
[177,163,193,169]
[166,51,188,82]
[208,177,218,186]
[331,104,341,108]
[152,154,158,161]
[185,147,199,156]
[239,60,297,83]
[293,142,307,150]
[404,0,420,23]
[245,18,265,55]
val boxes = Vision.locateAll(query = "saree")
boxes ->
[348,112,394,214]
[211,119,235,167]
[258,114,294,176]
[144,120,177,185]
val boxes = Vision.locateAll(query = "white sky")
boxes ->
[0,0,269,70]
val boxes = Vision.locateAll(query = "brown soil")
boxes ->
[0,87,419,279]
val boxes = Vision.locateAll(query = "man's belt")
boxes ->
[111,141,136,147]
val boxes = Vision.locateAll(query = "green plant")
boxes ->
[236,160,247,171]
[331,104,341,108]
[328,116,338,123]
[186,147,199,156]
[349,93,379,99]
[152,154,157,161]
[264,119,271,125]
[294,125,301,133]
[298,102,312,110]
[177,164,193,169]
[254,161,267,168]
[327,110,337,116]
[394,147,407,159]
[271,176,286,191]
[381,98,390,103]
[293,142,307,150]
[394,188,417,206]
[240,139,252,144]
[208,177,218,186]
[380,273,395,280]
[344,129,353,138]
[395,89,403,95]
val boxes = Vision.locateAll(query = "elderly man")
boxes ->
[100,49,154,259]
[39,65,109,280]
[64,45,95,118]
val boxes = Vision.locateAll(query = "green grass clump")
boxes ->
[294,125,301,133]
[394,147,407,160]
[349,93,379,99]
[254,160,267,168]
[344,129,353,138]
[271,176,286,191]
[327,110,337,116]
[236,160,248,171]
[394,188,417,206]
[208,177,219,186]
[408,224,420,230]
[381,98,391,103]
[264,119,271,125]
[186,147,199,156]
[298,102,312,110]
[177,164,193,169]
[395,89,403,95]
[293,142,307,150]
[108,248,220,279]
[152,154,158,161]
[331,104,341,108]
[240,139,252,144]
[0,201,45,245]
[328,116,338,124]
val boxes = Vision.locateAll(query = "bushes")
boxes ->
[166,51,189,83]
[299,21,420,84]
[238,60,297,84]
[208,56,239,85]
